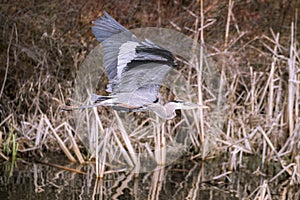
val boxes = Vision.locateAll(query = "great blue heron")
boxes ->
[63,12,206,119]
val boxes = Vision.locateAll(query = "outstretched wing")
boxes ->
[92,11,138,82]
[112,40,176,106]
[92,12,176,107]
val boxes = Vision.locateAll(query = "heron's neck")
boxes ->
[149,103,176,120]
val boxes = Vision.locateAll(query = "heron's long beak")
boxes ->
[181,102,209,109]
[197,104,209,109]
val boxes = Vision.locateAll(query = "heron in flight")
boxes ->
[63,12,206,119]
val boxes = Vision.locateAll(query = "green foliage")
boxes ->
[3,126,18,160]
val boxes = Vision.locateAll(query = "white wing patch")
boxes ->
[117,41,139,79]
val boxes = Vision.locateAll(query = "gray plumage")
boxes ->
[63,12,206,119]
[91,11,175,111]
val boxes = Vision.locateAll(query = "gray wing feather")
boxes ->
[92,12,138,82]
[92,11,128,42]
[117,41,139,79]
[92,12,175,107]
[112,40,175,106]
[113,63,173,106]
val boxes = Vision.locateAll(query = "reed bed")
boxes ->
[0,0,299,199]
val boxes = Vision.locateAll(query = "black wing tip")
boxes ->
[171,100,184,103]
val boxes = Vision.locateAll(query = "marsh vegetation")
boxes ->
[1,0,300,199]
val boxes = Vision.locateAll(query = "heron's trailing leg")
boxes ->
[61,94,114,111]
[61,103,103,111]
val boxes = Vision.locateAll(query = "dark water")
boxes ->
[1,155,299,200]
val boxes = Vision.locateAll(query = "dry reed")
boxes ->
[0,0,300,199]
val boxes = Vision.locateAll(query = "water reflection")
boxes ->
[0,156,299,199]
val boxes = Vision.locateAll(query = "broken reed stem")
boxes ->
[44,115,76,162]
[113,129,134,167]
[148,167,165,199]
[91,105,106,177]
[224,0,234,49]
[154,118,166,165]
[0,151,9,161]
[258,33,279,112]
[288,22,296,135]
[267,33,279,123]
[66,124,84,164]
[250,67,255,113]
[98,129,110,178]
[114,111,138,167]
[154,116,161,165]
[198,0,205,150]
[254,180,272,200]
[36,160,86,175]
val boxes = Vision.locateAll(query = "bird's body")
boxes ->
[91,12,176,112]
[63,12,206,119]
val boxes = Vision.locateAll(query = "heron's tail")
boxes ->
[92,11,128,42]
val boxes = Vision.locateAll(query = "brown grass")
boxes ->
[0,0,300,198]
